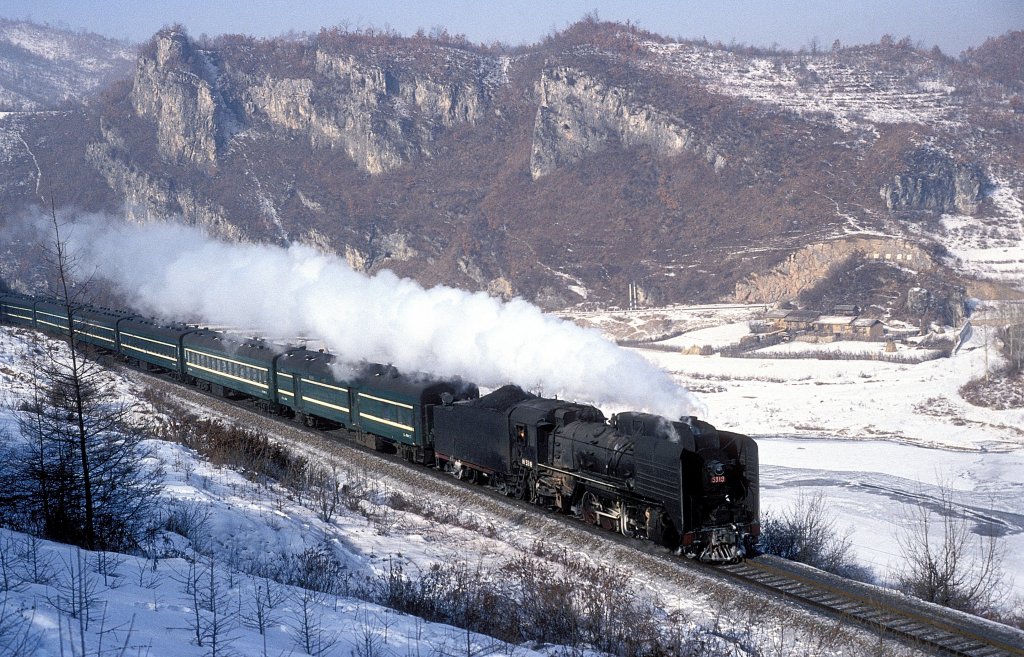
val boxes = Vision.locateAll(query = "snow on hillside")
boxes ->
[0,19,134,70]
[0,325,594,657]
[642,41,962,131]
[0,19,136,111]
[939,180,1024,286]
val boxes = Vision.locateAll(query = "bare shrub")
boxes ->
[722,344,949,363]
[277,544,349,596]
[758,492,866,579]
[157,412,303,486]
[361,554,704,656]
[162,500,212,547]
[304,462,343,523]
[892,484,1009,617]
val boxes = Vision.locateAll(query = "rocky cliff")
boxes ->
[530,66,725,179]
[241,48,497,174]
[880,147,987,215]
[131,30,228,169]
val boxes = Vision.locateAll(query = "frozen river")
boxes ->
[758,435,1024,600]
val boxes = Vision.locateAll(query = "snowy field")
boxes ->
[625,308,1024,603]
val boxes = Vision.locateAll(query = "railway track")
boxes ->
[718,557,1024,657]
[128,363,1024,657]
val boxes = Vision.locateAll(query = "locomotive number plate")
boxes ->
[710,475,726,484]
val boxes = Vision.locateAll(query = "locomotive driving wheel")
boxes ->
[581,491,601,526]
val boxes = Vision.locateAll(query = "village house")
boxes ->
[814,315,856,339]
[780,310,821,332]
[852,317,884,340]
[764,308,886,341]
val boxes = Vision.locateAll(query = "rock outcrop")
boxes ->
[243,49,494,174]
[131,29,230,169]
[880,148,986,215]
[530,67,725,179]
[87,134,239,238]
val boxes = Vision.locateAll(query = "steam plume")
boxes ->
[50,215,702,418]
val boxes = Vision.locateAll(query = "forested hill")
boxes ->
[2,18,1023,319]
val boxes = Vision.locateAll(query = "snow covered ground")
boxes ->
[630,309,1024,603]
[1,298,1022,655]
[937,180,1024,287]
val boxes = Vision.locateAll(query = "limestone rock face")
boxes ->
[87,133,238,238]
[243,49,494,175]
[131,30,227,169]
[130,31,497,176]
[530,67,725,180]
[880,148,986,215]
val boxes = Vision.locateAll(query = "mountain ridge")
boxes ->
[1,18,1022,323]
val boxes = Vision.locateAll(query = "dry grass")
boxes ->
[960,370,1024,410]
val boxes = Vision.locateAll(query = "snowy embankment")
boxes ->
[632,312,1024,602]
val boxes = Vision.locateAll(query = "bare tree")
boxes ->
[290,587,339,657]
[892,484,1009,616]
[177,552,237,655]
[240,575,285,657]
[0,210,162,551]
[45,208,97,548]
[996,302,1024,374]
[48,548,99,656]
[0,591,40,657]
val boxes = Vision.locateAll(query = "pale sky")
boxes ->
[2,0,1022,55]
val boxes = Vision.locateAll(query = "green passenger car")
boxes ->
[71,305,135,351]
[181,330,278,401]
[275,348,353,426]
[32,299,72,336]
[117,317,196,373]
[274,349,478,462]
[0,293,38,327]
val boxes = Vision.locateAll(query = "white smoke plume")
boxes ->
[42,215,703,418]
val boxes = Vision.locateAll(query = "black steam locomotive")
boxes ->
[0,292,759,562]
[433,385,759,562]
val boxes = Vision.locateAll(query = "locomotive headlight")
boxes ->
[707,460,726,484]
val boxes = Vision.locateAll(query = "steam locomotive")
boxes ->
[433,385,759,561]
[0,292,759,562]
